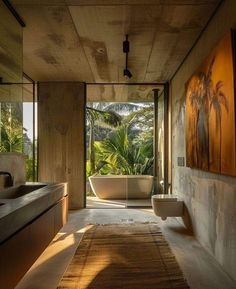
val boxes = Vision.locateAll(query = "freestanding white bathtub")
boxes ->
[89,175,153,199]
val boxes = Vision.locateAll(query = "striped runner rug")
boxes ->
[57,223,190,289]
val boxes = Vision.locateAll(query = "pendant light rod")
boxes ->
[123,34,132,78]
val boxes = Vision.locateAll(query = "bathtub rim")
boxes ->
[89,175,154,179]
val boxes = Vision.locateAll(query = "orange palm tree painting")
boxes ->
[186,31,236,176]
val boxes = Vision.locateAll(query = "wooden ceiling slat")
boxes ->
[12,0,219,6]
[87,84,163,102]
[69,5,126,83]
[12,0,221,82]
[144,3,218,81]
[17,5,94,81]
[70,5,164,83]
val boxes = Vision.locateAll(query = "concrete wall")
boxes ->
[0,153,26,186]
[38,82,86,209]
[171,0,236,281]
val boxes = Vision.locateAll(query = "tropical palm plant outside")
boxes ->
[86,103,122,175]
[95,124,153,175]
[0,123,23,152]
[0,103,23,152]
[86,102,154,187]
[0,102,35,181]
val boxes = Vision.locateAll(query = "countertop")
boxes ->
[0,182,67,244]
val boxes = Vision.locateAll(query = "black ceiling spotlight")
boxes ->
[123,68,132,78]
[123,34,132,79]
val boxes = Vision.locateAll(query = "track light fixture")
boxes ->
[123,34,132,79]
[123,68,132,78]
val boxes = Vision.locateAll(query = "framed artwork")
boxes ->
[186,31,236,176]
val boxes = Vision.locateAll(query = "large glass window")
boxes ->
[0,102,23,152]
[86,101,154,208]
[23,102,34,180]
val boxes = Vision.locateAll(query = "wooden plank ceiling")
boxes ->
[12,0,221,84]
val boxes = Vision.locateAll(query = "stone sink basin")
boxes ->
[0,184,46,199]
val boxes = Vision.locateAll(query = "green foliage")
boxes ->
[0,124,23,152]
[86,105,122,127]
[86,104,122,175]
[92,125,153,175]
[122,105,154,131]
[0,103,23,153]
[0,103,35,181]
[86,102,154,178]
[26,157,34,181]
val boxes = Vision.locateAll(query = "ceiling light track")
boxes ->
[123,34,132,79]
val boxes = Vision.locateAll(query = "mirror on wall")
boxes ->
[0,81,37,181]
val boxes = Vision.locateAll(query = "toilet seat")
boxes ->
[151,194,183,220]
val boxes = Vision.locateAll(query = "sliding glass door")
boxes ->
[154,85,169,195]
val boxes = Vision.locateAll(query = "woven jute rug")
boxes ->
[57,223,190,289]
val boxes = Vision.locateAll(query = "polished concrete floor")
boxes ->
[16,209,236,289]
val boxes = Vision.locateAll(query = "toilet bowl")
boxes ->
[152,194,183,220]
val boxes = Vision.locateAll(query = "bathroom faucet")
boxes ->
[0,171,14,187]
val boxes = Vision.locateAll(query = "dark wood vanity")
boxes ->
[0,183,68,289]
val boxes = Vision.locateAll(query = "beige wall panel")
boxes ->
[171,0,236,281]
[0,153,26,184]
[38,82,85,209]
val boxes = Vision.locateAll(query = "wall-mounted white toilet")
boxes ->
[152,194,183,220]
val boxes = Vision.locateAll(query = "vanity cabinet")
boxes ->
[0,195,68,289]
